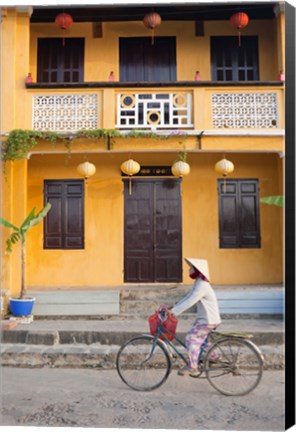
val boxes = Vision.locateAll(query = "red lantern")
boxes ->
[230,12,249,47]
[143,12,162,45]
[55,12,73,46]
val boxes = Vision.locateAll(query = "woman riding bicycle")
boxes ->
[167,258,221,377]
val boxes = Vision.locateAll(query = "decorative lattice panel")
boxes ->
[116,92,193,129]
[212,93,278,128]
[33,94,98,131]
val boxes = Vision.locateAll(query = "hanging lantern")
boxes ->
[171,161,191,177]
[55,12,73,46]
[215,157,234,192]
[77,161,96,182]
[143,11,162,45]
[230,12,249,47]
[121,159,141,195]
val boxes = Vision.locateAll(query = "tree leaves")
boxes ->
[0,203,52,253]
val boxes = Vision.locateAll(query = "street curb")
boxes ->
[0,344,285,370]
[2,329,284,346]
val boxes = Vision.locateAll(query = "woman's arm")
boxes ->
[170,279,207,316]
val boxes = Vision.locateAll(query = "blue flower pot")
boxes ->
[9,298,35,316]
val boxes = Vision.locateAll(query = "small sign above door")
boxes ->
[121,166,173,177]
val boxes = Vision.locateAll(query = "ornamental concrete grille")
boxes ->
[116,92,193,129]
[212,92,278,128]
[32,94,98,131]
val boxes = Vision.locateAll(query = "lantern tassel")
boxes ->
[238,30,241,47]
[129,177,132,195]
[223,176,227,193]
[152,30,155,45]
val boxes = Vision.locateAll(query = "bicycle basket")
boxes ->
[149,307,178,341]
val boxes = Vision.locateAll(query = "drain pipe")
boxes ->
[197,130,204,149]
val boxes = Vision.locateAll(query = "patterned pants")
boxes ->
[185,322,218,369]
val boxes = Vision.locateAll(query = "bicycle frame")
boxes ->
[150,321,212,367]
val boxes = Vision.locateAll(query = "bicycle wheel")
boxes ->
[116,335,172,391]
[205,337,264,396]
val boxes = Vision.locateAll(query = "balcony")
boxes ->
[28,82,284,134]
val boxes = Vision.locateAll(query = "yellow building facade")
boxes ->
[0,3,285,298]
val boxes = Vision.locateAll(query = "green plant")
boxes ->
[260,195,285,207]
[0,203,51,299]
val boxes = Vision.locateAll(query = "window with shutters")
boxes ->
[44,180,84,249]
[218,179,260,248]
[37,38,84,83]
[211,36,259,81]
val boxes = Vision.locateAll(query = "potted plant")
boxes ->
[171,145,190,177]
[0,203,51,316]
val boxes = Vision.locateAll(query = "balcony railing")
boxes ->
[211,92,278,128]
[115,92,193,129]
[30,85,282,133]
[32,94,98,131]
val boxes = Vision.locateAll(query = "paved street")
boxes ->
[0,367,285,430]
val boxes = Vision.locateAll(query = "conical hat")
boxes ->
[184,258,210,281]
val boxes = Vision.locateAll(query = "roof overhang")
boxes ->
[30,2,280,23]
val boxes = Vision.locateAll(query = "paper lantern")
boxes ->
[121,159,141,194]
[171,161,191,177]
[143,12,162,45]
[215,158,234,177]
[55,12,73,46]
[230,12,249,47]
[77,161,96,181]
[215,157,234,192]
[55,12,73,30]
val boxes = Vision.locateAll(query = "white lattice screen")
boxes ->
[116,92,193,129]
[33,94,98,131]
[212,92,278,128]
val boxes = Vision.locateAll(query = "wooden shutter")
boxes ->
[44,180,84,249]
[119,37,176,82]
[218,179,260,248]
[37,38,84,83]
[211,36,259,81]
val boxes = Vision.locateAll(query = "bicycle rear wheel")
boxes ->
[205,337,264,396]
[116,335,172,391]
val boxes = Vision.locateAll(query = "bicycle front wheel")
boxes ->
[205,337,264,396]
[116,335,172,391]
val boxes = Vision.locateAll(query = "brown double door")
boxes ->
[124,178,182,283]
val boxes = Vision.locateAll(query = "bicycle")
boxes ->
[116,308,265,396]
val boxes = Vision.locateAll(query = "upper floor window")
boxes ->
[211,36,259,81]
[37,38,84,83]
[44,180,84,249]
[119,37,176,82]
[218,179,261,249]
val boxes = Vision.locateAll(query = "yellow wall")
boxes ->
[29,18,278,82]
[25,151,283,291]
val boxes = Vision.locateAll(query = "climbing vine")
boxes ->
[1,128,189,163]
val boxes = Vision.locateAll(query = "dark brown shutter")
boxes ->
[44,180,84,249]
[119,37,176,82]
[218,179,260,248]
[211,36,259,81]
[37,38,84,83]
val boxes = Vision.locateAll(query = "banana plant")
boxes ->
[0,203,51,299]
[260,195,285,207]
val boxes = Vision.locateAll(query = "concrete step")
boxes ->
[0,317,284,369]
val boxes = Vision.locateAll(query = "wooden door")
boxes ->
[119,37,176,82]
[124,178,182,283]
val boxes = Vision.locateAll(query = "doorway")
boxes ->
[123,178,182,283]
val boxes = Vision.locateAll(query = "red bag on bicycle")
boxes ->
[149,306,178,341]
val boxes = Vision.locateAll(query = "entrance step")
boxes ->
[25,284,284,317]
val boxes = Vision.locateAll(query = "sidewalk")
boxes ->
[0,316,285,370]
